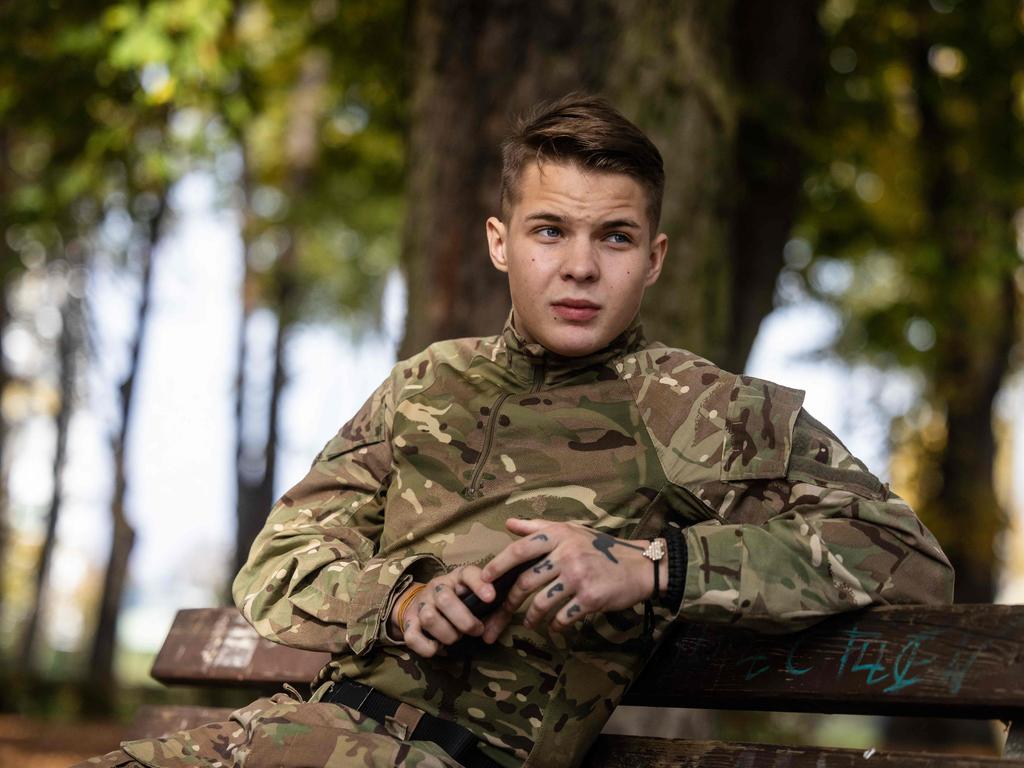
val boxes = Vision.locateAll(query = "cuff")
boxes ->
[677,523,742,623]
[347,553,445,655]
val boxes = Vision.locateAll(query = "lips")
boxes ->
[551,299,600,322]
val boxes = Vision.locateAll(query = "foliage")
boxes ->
[791,0,1023,375]
[788,0,1024,600]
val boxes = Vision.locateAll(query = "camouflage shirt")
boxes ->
[232,315,953,768]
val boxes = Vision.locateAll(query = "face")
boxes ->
[486,161,668,357]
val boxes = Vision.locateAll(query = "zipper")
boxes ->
[461,362,545,499]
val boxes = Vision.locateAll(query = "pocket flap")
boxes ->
[721,376,805,481]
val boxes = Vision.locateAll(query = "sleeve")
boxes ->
[674,407,955,634]
[231,375,445,655]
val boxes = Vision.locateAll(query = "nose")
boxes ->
[560,238,600,282]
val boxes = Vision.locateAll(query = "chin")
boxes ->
[540,331,605,358]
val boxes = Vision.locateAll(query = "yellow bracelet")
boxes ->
[396,583,428,631]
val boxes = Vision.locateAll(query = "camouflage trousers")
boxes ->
[72,689,466,768]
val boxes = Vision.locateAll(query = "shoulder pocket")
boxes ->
[721,376,805,481]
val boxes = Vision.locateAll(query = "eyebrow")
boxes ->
[523,212,642,230]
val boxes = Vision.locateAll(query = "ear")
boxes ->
[486,216,509,273]
[644,232,668,287]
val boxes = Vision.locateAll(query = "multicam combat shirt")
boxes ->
[233,316,953,768]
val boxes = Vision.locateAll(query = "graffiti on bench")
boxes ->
[732,625,991,694]
[666,616,1013,699]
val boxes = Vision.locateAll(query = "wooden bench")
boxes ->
[134,604,1024,766]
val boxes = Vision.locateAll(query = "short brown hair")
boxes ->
[500,93,665,230]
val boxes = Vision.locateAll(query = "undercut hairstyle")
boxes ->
[499,93,666,231]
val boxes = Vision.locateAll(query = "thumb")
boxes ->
[505,517,545,535]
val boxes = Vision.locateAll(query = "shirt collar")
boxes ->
[497,310,647,386]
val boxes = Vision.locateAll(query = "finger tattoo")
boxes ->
[533,559,555,574]
[567,604,582,618]
[531,533,549,542]
[546,583,565,599]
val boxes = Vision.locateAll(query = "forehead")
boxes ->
[512,161,649,227]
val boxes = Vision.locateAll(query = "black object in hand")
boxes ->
[461,556,544,618]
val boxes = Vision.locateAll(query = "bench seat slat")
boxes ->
[125,707,1024,768]
[586,736,1024,767]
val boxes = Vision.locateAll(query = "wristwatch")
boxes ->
[642,538,666,598]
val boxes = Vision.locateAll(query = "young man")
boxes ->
[81,95,953,768]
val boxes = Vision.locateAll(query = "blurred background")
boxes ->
[1,0,1023,764]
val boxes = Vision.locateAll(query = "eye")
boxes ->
[605,232,633,245]
[535,226,562,239]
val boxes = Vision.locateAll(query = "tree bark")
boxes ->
[233,142,265,581]
[906,31,1016,606]
[17,283,79,670]
[0,128,12,697]
[881,19,1019,753]
[401,0,821,371]
[85,195,166,712]
[400,0,616,357]
[233,49,327,578]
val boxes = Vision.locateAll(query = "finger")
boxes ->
[524,579,573,629]
[482,530,554,583]
[402,617,441,658]
[481,605,515,644]
[552,599,587,632]
[460,565,495,603]
[433,582,485,637]
[504,517,545,534]
[502,554,560,614]
[418,594,462,645]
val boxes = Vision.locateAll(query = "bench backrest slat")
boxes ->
[625,604,1024,720]
[153,605,1024,720]
[151,608,329,688]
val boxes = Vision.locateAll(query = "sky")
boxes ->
[10,170,1024,659]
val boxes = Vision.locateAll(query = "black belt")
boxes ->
[323,678,504,768]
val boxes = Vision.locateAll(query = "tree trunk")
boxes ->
[401,0,821,370]
[232,144,265,581]
[907,31,1016,607]
[723,0,823,373]
[233,49,327,578]
[0,129,12,700]
[400,0,615,357]
[17,286,79,670]
[85,195,166,712]
[882,20,1018,753]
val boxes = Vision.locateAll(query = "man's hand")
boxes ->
[390,565,495,658]
[478,518,666,643]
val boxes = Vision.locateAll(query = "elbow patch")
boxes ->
[786,411,885,500]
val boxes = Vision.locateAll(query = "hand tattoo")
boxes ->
[589,531,644,564]
[533,559,555,574]
[546,583,565,599]
[531,533,549,542]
